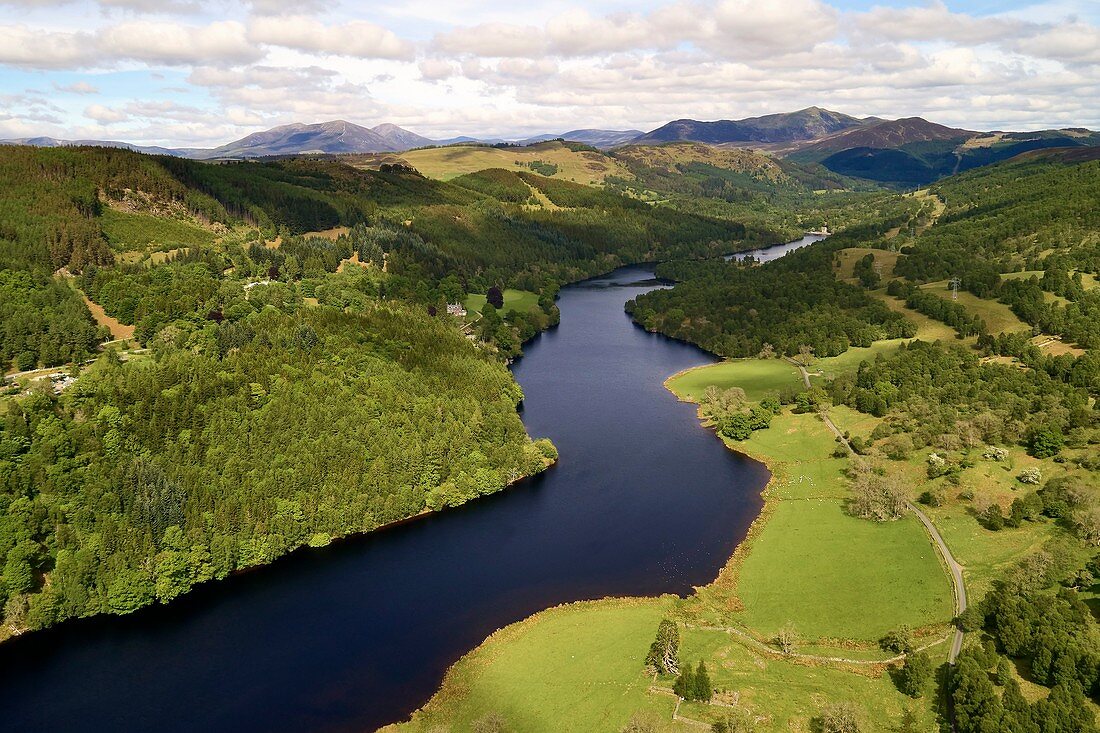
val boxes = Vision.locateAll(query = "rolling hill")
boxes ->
[518,129,644,149]
[346,140,637,186]
[788,118,1100,186]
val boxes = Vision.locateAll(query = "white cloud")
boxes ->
[248,16,415,60]
[418,58,456,81]
[433,23,548,58]
[0,20,260,69]
[55,81,100,94]
[84,103,127,123]
[856,0,1023,44]
[705,0,838,55]
[98,20,260,65]
[1013,21,1100,65]
[0,0,1098,145]
[0,25,97,68]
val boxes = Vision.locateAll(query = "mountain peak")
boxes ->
[636,108,865,145]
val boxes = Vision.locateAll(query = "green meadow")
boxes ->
[391,599,676,733]
[464,288,540,316]
[667,358,801,402]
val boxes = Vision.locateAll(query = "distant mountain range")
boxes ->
[0,135,202,157]
[634,107,865,145]
[3,109,1097,186]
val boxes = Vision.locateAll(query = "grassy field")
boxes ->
[834,247,901,282]
[1000,270,1044,281]
[390,142,634,186]
[677,626,939,731]
[809,340,908,382]
[919,280,1030,334]
[672,356,954,643]
[870,291,965,343]
[100,207,216,252]
[464,289,540,316]
[390,599,677,733]
[666,359,801,402]
[883,445,1093,600]
[734,499,954,640]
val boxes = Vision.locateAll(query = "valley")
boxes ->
[1,110,1098,733]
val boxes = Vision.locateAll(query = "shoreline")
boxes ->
[386,369,778,731]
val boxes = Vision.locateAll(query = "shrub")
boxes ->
[980,503,1005,531]
[880,625,913,654]
[1017,467,1042,485]
[817,701,862,733]
[919,488,946,507]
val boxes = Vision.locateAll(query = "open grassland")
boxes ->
[733,498,954,641]
[826,404,884,438]
[1000,270,1045,281]
[613,143,789,182]
[392,142,635,186]
[666,359,801,403]
[919,279,1030,334]
[675,627,939,732]
[464,289,540,316]
[389,599,677,733]
[834,247,900,282]
[809,340,908,382]
[99,207,216,253]
[870,291,966,343]
[690,411,953,643]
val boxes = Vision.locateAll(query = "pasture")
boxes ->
[464,289,540,316]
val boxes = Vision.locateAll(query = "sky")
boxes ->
[1,0,1098,147]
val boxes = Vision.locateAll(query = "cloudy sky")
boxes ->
[1,0,1098,147]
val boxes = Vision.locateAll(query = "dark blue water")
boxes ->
[0,265,768,733]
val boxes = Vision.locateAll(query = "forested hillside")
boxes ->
[0,146,756,373]
[626,195,928,357]
[0,303,558,631]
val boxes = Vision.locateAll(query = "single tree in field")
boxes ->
[644,619,680,675]
[757,342,775,360]
[796,344,815,367]
[880,625,913,654]
[487,285,504,309]
[692,660,712,702]
[673,664,696,699]
[897,708,921,733]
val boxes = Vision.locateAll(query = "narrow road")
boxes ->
[908,502,967,662]
[783,355,967,663]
